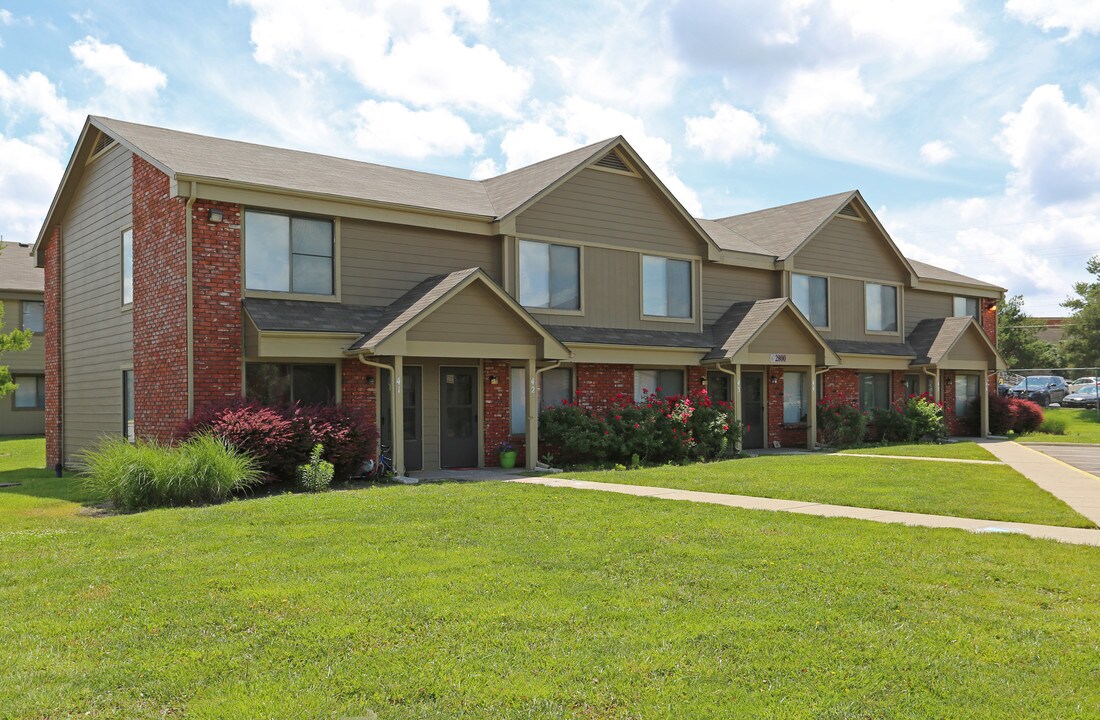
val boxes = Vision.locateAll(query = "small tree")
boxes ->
[1060,255,1100,369]
[997,294,1060,369]
[0,243,34,398]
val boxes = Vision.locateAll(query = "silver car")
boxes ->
[1062,385,1100,409]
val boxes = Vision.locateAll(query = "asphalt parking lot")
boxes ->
[1028,443,1100,478]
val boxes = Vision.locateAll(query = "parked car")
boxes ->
[1068,377,1100,393]
[1007,376,1069,406]
[1062,385,1100,409]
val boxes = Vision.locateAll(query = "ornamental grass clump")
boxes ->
[82,434,261,512]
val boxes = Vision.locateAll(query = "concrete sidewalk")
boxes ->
[977,439,1100,526]
[508,476,1100,546]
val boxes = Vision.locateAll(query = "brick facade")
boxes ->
[43,226,62,467]
[980,298,997,346]
[191,200,243,411]
[482,360,512,467]
[131,156,189,441]
[341,358,378,456]
[576,363,634,411]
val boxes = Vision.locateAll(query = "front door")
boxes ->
[741,372,764,449]
[440,367,478,468]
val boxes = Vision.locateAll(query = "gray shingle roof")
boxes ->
[909,259,1003,291]
[695,219,773,256]
[481,139,618,218]
[708,192,854,259]
[0,243,44,293]
[243,298,384,334]
[907,316,976,365]
[828,339,915,357]
[704,298,789,361]
[349,268,480,351]
[549,325,712,348]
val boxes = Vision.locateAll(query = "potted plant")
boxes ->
[498,440,518,469]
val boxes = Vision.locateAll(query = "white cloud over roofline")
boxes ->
[1006,0,1100,41]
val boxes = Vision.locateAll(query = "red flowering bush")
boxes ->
[1010,398,1044,433]
[539,389,740,465]
[966,394,1043,435]
[178,400,377,482]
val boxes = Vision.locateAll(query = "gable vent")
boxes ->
[837,202,862,219]
[92,130,116,155]
[594,150,632,173]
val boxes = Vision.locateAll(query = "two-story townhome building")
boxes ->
[33,117,1004,474]
[0,243,46,436]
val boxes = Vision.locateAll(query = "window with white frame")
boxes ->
[642,255,691,318]
[13,375,45,410]
[953,296,979,320]
[511,367,527,434]
[955,374,979,417]
[865,283,898,333]
[21,301,44,333]
[859,373,890,411]
[122,228,133,305]
[791,273,828,327]
[245,211,334,295]
[783,371,806,423]
[634,369,684,401]
[519,240,580,310]
[540,367,573,410]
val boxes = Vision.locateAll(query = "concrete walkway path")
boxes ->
[508,476,1100,546]
[977,439,1100,526]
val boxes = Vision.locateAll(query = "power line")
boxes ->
[902,213,1100,236]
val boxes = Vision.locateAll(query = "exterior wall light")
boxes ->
[208,209,224,223]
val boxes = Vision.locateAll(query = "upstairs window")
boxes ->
[865,283,898,333]
[122,228,133,305]
[519,240,580,310]
[642,256,691,318]
[21,301,44,333]
[954,296,979,320]
[791,273,828,327]
[245,211,334,296]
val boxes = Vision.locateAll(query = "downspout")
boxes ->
[715,362,741,451]
[358,353,405,477]
[185,185,197,417]
[922,366,938,400]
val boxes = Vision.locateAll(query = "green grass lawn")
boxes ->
[838,441,997,461]
[1019,407,1100,444]
[4,437,1100,718]
[570,454,1092,528]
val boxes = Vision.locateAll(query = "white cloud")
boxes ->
[496,97,704,215]
[353,100,483,159]
[0,134,66,245]
[684,103,777,161]
[764,65,876,148]
[234,0,530,115]
[919,140,956,165]
[469,157,499,180]
[70,37,167,96]
[831,0,988,65]
[0,9,11,25]
[1006,0,1100,41]
[0,70,84,153]
[997,84,1100,204]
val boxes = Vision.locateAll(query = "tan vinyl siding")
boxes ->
[792,217,908,282]
[948,331,992,363]
[747,312,820,355]
[60,143,134,460]
[341,219,500,306]
[701,264,780,323]
[0,403,44,435]
[516,168,702,256]
[406,284,538,344]
[905,289,952,335]
[529,245,702,332]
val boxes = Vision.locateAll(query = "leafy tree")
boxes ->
[1061,255,1100,369]
[0,243,34,397]
[997,294,1060,369]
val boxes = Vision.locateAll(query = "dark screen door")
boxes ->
[440,367,478,468]
[741,372,764,449]
[379,367,423,471]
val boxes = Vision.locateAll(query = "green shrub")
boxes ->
[817,398,868,448]
[1038,417,1067,435]
[899,394,947,442]
[82,434,261,512]
[297,444,335,492]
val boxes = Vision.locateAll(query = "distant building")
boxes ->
[0,242,46,435]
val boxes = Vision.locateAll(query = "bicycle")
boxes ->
[359,443,395,481]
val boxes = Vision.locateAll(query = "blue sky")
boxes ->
[2,0,1099,315]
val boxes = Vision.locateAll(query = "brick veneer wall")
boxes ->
[821,369,859,405]
[942,370,967,435]
[43,226,62,467]
[482,360,511,467]
[341,358,378,457]
[191,200,243,410]
[132,156,188,441]
[980,298,997,345]
[576,363,634,411]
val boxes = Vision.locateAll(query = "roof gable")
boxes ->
[706,298,839,365]
[0,243,44,293]
[908,316,1005,369]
